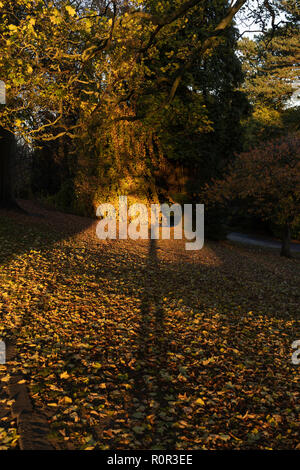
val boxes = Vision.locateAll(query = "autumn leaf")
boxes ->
[66,5,76,17]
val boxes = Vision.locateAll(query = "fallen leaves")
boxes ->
[0,213,299,450]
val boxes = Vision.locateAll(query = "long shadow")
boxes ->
[127,237,180,449]
[1,203,299,449]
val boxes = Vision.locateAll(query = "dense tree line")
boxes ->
[0,0,299,232]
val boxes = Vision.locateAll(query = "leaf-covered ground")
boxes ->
[0,202,299,450]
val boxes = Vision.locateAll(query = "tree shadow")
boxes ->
[127,237,180,449]
[1,202,299,449]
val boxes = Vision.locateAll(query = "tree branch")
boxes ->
[129,0,202,27]
[167,0,248,103]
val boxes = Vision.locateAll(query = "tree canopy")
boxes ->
[205,132,300,256]
[0,0,288,142]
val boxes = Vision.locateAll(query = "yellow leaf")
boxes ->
[63,396,72,404]
[66,5,76,16]
[195,398,205,405]
[1,375,10,383]
[60,371,70,379]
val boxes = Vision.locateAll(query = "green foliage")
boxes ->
[239,20,300,148]
[45,179,76,214]
[1,0,297,213]
[0,0,251,212]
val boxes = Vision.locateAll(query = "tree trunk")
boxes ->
[281,224,292,258]
[0,127,16,208]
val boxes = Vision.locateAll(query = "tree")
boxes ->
[0,0,287,208]
[0,126,15,207]
[123,1,250,194]
[205,133,300,257]
[238,8,300,147]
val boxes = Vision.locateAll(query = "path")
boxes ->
[227,231,300,253]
